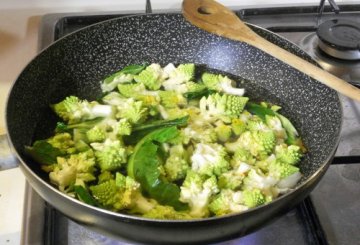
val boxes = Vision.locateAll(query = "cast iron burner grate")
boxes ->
[317,19,360,60]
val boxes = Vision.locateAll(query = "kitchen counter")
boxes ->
[0,0,359,244]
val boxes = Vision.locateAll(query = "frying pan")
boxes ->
[6,12,342,244]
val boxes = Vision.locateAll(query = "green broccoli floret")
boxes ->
[164,145,190,182]
[47,132,77,155]
[134,63,166,90]
[225,130,275,159]
[117,83,160,107]
[214,123,232,142]
[115,98,148,124]
[231,118,247,136]
[242,168,278,191]
[49,150,96,192]
[208,189,248,216]
[159,90,187,108]
[231,148,256,167]
[100,71,133,93]
[242,189,266,208]
[142,205,193,220]
[97,171,114,183]
[52,96,114,124]
[162,63,196,93]
[268,161,300,180]
[182,121,218,144]
[275,144,303,165]
[217,170,244,190]
[91,139,127,171]
[265,115,287,142]
[101,92,128,106]
[179,170,219,218]
[199,93,249,118]
[186,81,207,93]
[191,143,230,176]
[90,175,140,211]
[86,126,106,143]
[201,73,245,96]
[113,118,132,136]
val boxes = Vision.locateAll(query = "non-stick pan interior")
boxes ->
[7,14,341,182]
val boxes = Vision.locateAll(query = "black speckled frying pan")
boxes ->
[6,13,342,244]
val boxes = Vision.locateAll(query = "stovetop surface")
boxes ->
[22,4,360,245]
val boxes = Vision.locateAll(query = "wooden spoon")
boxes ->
[182,0,360,102]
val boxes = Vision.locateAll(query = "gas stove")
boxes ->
[21,2,360,245]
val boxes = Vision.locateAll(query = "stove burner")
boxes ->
[316,19,360,60]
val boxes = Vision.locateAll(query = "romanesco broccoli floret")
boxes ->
[116,98,148,124]
[231,148,256,167]
[208,189,248,216]
[47,132,77,155]
[97,171,114,183]
[101,71,133,93]
[225,130,275,159]
[52,96,113,124]
[179,170,219,218]
[265,115,287,142]
[49,150,96,192]
[182,123,217,144]
[134,63,166,90]
[242,169,278,191]
[162,63,196,93]
[199,93,249,118]
[142,205,193,220]
[218,170,244,190]
[231,118,247,136]
[214,123,232,142]
[191,143,230,176]
[268,161,300,180]
[101,92,128,106]
[242,189,266,208]
[117,83,160,107]
[159,91,187,108]
[164,145,190,182]
[275,144,303,165]
[86,126,106,143]
[90,175,140,211]
[113,118,132,136]
[91,139,127,171]
[201,73,245,96]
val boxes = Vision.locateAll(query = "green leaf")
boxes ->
[121,64,147,75]
[124,116,188,145]
[127,127,188,210]
[246,102,275,121]
[183,89,216,100]
[25,140,63,165]
[74,185,100,207]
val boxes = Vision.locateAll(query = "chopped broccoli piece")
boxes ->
[159,90,187,108]
[275,144,303,165]
[162,63,196,93]
[191,143,230,176]
[52,96,114,124]
[113,118,132,136]
[231,118,247,136]
[101,72,133,93]
[201,73,245,96]
[142,205,193,220]
[47,132,77,155]
[116,98,148,124]
[199,93,249,118]
[268,161,300,180]
[242,189,266,208]
[179,170,219,218]
[208,189,248,216]
[217,170,244,190]
[164,145,190,182]
[215,123,232,142]
[49,150,96,192]
[86,126,106,143]
[134,63,166,90]
[91,139,127,171]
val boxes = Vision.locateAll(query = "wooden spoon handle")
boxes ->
[183,0,360,102]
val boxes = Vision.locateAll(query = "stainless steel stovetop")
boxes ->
[21,2,360,245]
